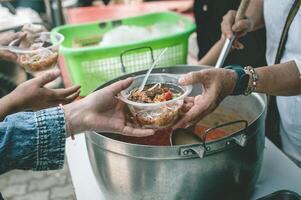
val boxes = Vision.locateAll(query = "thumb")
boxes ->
[109,78,133,95]
[34,69,61,86]
[3,32,26,45]
[179,71,205,85]
[0,51,17,61]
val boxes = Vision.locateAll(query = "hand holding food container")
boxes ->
[119,73,192,129]
[8,24,64,74]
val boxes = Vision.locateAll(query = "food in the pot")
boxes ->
[127,83,183,128]
[110,107,246,146]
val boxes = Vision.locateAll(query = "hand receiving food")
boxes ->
[173,68,237,128]
[0,32,26,61]
[64,78,155,137]
[9,70,80,111]
[221,10,254,49]
[19,24,47,48]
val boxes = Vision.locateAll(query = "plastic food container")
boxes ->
[9,32,64,73]
[119,73,192,129]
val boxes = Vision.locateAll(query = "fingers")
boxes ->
[121,126,155,137]
[0,32,26,45]
[53,85,81,98]
[221,10,236,38]
[173,93,218,129]
[61,89,81,104]
[174,103,205,129]
[34,69,61,86]
[108,78,133,95]
[179,71,206,85]
[232,19,251,34]
[0,51,18,61]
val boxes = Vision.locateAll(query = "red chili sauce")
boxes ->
[113,125,230,146]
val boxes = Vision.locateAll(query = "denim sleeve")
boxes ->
[0,107,66,174]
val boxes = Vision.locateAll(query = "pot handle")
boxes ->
[120,46,154,74]
[202,120,249,147]
[178,120,249,158]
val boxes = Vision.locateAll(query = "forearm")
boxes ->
[0,107,66,174]
[199,38,225,66]
[246,0,265,31]
[0,93,20,121]
[255,61,301,96]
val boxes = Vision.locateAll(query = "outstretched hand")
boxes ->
[10,70,80,111]
[173,68,237,129]
[64,78,155,137]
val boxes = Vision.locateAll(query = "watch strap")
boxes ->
[224,65,250,95]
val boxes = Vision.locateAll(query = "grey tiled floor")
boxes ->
[0,161,76,200]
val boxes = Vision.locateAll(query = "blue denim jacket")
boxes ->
[0,107,66,175]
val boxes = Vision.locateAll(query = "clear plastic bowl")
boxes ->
[119,73,192,129]
[9,32,64,73]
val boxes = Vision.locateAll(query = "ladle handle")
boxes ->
[215,0,250,68]
[235,0,250,22]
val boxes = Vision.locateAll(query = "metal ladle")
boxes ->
[138,47,168,92]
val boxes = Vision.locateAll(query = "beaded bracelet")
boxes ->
[243,66,258,96]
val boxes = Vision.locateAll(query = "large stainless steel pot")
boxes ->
[86,66,267,200]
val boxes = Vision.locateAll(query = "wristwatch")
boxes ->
[224,65,250,95]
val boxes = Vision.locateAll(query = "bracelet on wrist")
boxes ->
[243,66,258,96]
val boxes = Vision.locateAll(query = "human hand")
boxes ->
[221,10,254,49]
[19,24,47,48]
[173,68,237,128]
[64,78,155,137]
[9,70,80,111]
[0,32,26,61]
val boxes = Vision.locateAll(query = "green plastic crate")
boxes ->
[53,12,196,96]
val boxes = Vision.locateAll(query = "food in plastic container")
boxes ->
[119,73,192,129]
[9,32,64,73]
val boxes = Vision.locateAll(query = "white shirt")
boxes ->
[264,0,301,161]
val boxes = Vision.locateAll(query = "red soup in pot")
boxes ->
[111,107,246,146]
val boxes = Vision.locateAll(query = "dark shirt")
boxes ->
[193,0,267,67]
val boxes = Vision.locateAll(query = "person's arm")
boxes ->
[0,78,154,174]
[0,70,80,121]
[0,107,66,174]
[255,61,301,95]
[198,37,226,66]
[174,61,301,128]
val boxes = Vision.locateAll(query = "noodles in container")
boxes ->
[119,73,192,129]
[9,32,64,73]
